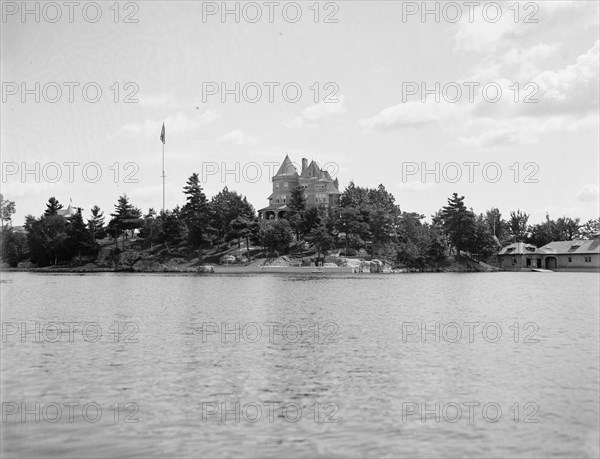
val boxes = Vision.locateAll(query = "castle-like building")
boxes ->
[258,155,341,220]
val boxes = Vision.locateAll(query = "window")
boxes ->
[526,259,531,267]
[585,257,592,263]
[513,258,517,264]
[568,257,572,262]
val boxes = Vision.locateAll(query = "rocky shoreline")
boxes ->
[2,247,501,274]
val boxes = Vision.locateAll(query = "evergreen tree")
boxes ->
[87,205,106,240]
[182,173,211,256]
[44,197,63,216]
[109,194,142,248]
[67,208,95,260]
[440,193,476,253]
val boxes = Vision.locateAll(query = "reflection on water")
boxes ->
[1,272,599,458]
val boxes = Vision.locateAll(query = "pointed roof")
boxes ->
[301,160,321,179]
[274,155,298,177]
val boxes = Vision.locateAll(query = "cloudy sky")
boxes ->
[1,1,599,225]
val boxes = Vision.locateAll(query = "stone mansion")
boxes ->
[258,155,341,220]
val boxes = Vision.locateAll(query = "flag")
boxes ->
[160,122,165,144]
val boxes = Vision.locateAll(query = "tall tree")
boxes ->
[440,193,476,253]
[508,210,529,242]
[67,208,95,260]
[87,205,106,240]
[44,197,63,216]
[109,194,142,248]
[0,194,16,228]
[182,174,211,257]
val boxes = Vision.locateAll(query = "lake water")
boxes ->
[1,272,599,458]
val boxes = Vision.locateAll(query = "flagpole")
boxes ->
[162,141,165,213]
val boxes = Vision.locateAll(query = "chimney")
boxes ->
[302,158,308,174]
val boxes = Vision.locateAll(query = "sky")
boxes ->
[1,0,599,226]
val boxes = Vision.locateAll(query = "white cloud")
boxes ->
[283,95,347,128]
[359,41,599,148]
[216,129,259,146]
[577,184,600,202]
[115,110,220,139]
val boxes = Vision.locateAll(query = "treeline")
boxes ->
[0,182,599,269]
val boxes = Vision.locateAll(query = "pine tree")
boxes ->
[88,205,106,240]
[109,194,142,248]
[67,208,95,261]
[182,173,210,258]
[44,197,63,216]
[440,193,476,254]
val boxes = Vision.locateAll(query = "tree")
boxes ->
[182,173,211,256]
[44,197,63,216]
[440,193,476,253]
[87,205,106,240]
[229,216,259,262]
[24,214,68,266]
[288,185,307,213]
[508,210,529,242]
[66,208,96,261]
[287,185,307,241]
[469,214,498,261]
[210,187,255,244]
[555,217,580,241]
[0,194,16,228]
[109,194,142,248]
[306,224,334,260]
[579,218,600,239]
[0,227,28,267]
[161,207,187,247]
[485,207,506,242]
[259,219,294,255]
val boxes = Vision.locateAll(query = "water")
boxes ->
[1,272,599,458]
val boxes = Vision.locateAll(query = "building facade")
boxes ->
[258,155,341,220]
[498,238,600,272]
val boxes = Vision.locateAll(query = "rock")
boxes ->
[370,259,384,273]
[132,260,166,272]
[220,254,236,264]
[118,251,142,269]
[17,261,36,269]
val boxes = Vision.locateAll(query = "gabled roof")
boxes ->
[274,155,298,177]
[498,242,537,255]
[539,239,600,255]
[258,204,288,213]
